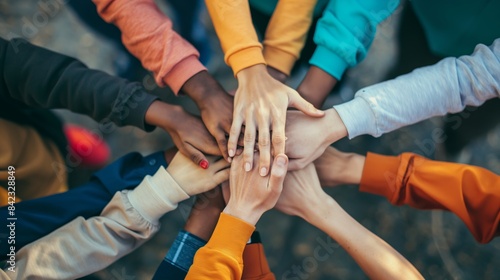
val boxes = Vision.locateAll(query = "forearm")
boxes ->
[186,213,255,279]
[334,39,500,139]
[0,151,167,256]
[205,0,265,75]
[1,38,157,131]
[298,66,338,108]
[93,0,205,93]
[263,0,317,75]
[308,196,422,280]
[360,152,500,243]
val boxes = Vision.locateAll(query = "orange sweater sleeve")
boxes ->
[242,243,275,280]
[93,0,206,94]
[360,152,500,243]
[205,0,266,75]
[186,213,255,279]
[263,0,317,75]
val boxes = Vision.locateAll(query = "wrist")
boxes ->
[145,101,183,129]
[346,154,365,185]
[236,64,267,83]
[180,71,222,106]
[324,108,348,145]
[223,201,264,226]
[297,66,337,108]
[184,207,221,241]
[303,194,338,229]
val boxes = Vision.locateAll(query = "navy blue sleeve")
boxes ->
[0,151,167,258]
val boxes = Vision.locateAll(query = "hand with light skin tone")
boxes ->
[224,152,289,225]
[285,109,348,170]
[180,71,234,162]
[228,64,324,177]
[166,152,230,196]
[145,100,221,169]
[314,146,365,187]
[276,164,423,280]
[297,66,338,109]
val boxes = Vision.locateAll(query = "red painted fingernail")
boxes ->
[200,160,209,169]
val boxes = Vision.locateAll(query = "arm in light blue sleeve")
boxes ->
[310,0,399,79]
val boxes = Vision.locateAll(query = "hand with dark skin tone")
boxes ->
[297,66,338,109]
[180,70,234,162]
[145,100,221,168]
[184,186,226,241]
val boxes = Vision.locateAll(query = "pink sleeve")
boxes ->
[93,0,206,94]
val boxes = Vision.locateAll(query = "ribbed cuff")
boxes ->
[205,213,255,262]
[127,167,190,223]
[333,96,378,139]
[359,152,400,200]
[227,46,266,76]
[309,45,349,80]
[165,230,207,272]
[263,45,297,76]
[163,55,206,94]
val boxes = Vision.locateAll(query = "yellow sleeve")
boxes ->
[205,0,266,75]
[263,0,318,75]
[186,213,255,279]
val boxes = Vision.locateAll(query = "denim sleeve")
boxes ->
[152,230,207,280]
[0,151,166,258]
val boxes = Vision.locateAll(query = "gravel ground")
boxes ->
[1,1,500,279]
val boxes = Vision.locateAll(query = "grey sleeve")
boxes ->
[333,38,500,138]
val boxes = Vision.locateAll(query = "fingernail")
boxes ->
[227,157,232,163]
[245,162,251,171]
[260,167,267,176]
[276,156,286,166]
[229,149,235,157]
[199,160,209,169]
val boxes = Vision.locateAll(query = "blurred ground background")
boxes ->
[1,0,500,279]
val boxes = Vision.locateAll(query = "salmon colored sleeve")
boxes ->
[242,243,275,280]
[360,152,500,243]
[204,0,266,75]
[263,0,318,75]
[186,213,255,279]
[93,0,206,94]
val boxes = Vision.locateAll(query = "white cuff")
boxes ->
[333,95,378,139]
[127,167,190,223]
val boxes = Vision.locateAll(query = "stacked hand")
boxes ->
[228,64,324,177]
[223,152,289,225]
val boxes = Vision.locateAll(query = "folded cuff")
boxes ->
[163,55,206,94]
[359,152,400,200]
[128,167,190,223]
[309,45,349,80]
[242,243,273,279]
[205,213,255,262]
[333,96,378,139]
[227,46,267,76]
[263,45,297,76]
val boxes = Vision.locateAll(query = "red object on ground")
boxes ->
[64,124,111,168]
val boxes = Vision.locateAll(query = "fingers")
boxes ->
[183,143,209,169]
[257,119,271,177]
[213,168,230,186]
[287,158,305,171]
[227,115,243,161]
[242,119,256,172]
[210,156,231,172]
[271,115,286,156]
[289,90,325,118]
[269,154,288,193]
[214,128,229,161]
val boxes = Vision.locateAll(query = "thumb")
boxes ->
[213,168,230,186]
[289,91,325,118]
[269,154,288,192]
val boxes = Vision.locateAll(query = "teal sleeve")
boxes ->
[310,0,399,79]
